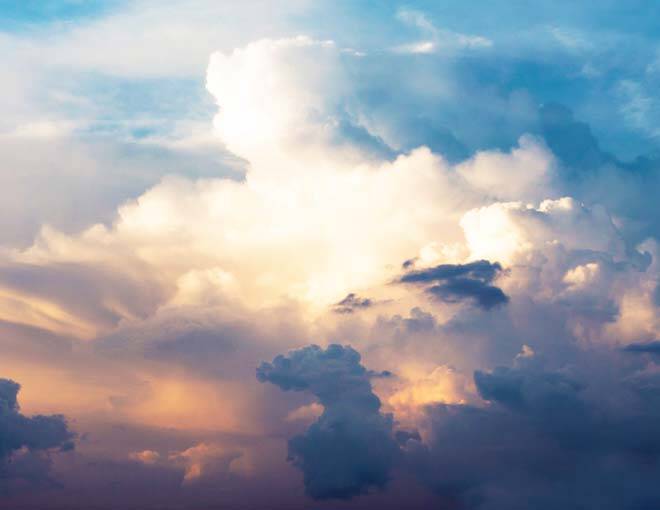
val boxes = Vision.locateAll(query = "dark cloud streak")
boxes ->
[332,293,374,314]
[399,260,509,309]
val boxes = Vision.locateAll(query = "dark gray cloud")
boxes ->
[0,378,75,489]
[406,352,660,509]
[257,344,400,499]
[399,260,509,310]
[400,260,503,284]
[623,341,660,354]
[256,340,660,509]
[540,103,615,174]
[332,293,374,314]
[539,103,660,245]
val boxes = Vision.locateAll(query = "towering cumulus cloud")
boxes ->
[257,345,399,499]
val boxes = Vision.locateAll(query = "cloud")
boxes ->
[0,378,74,489]
[623,341,660,354]
[400,260,503,284]
[399,260,509,310]
[169,442,247,484]
[0,261,170,338]
[405,348,660,509]
[259,337,660,508]
[257,344,400,499]
[537,103,660,246]
[1,0,310,79]
[285,402,324,423]
[456,135,556,202]
[457,196,659,348]
[0,16,658,508]
[0,35,586,345]
[332,293,374,314]
[129,449,160,465]
[385,365,474,425]
[460,198,626,265]
[395,8,493,55]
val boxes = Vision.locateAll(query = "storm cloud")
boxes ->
[257,344,400,499]
[405,351,660,510]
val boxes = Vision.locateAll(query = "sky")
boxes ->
[0,1,659,509]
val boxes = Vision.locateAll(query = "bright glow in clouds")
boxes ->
[3,35,656,383]
[0,23,659,509]
[3,37,565,326]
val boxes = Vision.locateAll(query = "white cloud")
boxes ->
[394,8,492,55]
[457,135,556,202]
[0,34,656,459]
[460,197,625,266]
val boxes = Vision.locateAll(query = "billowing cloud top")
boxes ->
[258,344,399,499]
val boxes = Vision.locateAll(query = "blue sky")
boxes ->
[0,0,122,29]
[5,0,660,160]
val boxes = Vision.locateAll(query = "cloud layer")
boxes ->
[0,2,659,508]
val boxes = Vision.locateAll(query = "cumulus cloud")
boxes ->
[129,449,160,465]
[0,378,74,489]
[537,103,660,246]
[0,15,658,509]
[460,198,625,266]
[256,338,660,508]
[1,34,564,338]
[456,135,556,202]
[459,197,658,346]
[257,344,400,499]
[404,347,660,509]
[169,442,249,484]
